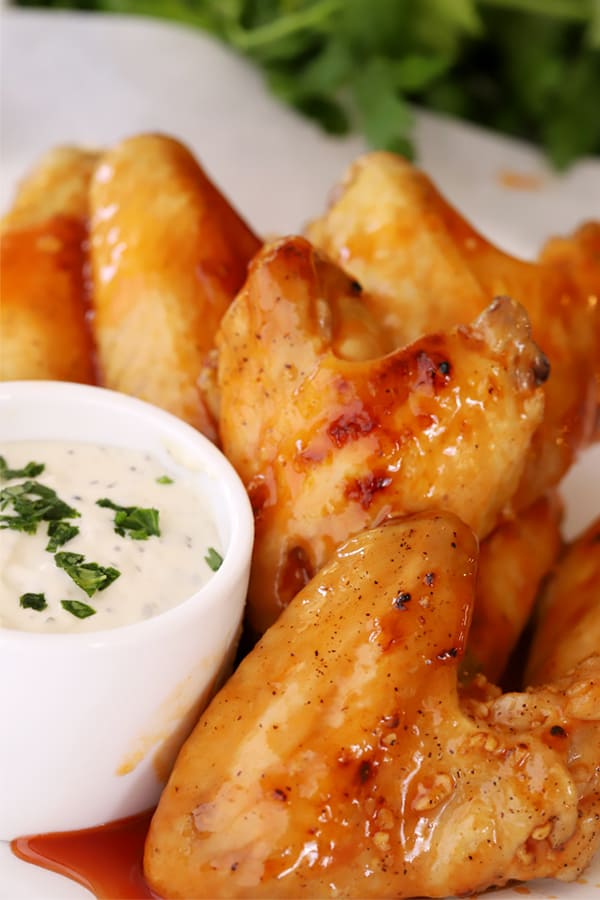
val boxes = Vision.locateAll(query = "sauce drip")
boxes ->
[11,810,158,899]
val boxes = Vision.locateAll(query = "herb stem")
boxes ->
[225,0,342,52]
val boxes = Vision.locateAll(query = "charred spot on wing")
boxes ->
[277,543,314,604]
[392,591,412,611]
[345,472,393,509]
[411,349,453,396]
[328,408,377,448]
[532,350,551,386]
[414,351,436,390]
[247,476,273,519]
[358,759,374,783]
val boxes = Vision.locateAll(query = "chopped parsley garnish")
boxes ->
[19,592,48,611]
[96,498,160,540]
[0,481,80,534]
[204,546,223,572]
[46,521,80,552]
[0,456,45,480]
[54,551,121,597]
[156,475,173,485]
[61,599,97,619]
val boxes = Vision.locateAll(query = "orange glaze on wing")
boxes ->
[526,516,600,685]
[217,236,548,633]
[1,147,99,383]
[307,153,600,508]
[89,133,261,440]
[1,217,96,383]
[465,493,563,684]
[144,513,600,899]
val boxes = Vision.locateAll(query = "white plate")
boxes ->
[1,8,599,898]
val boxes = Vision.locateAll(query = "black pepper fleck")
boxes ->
[393,591,412,610]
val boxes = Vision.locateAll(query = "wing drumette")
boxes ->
[89,133,261,440]
[1,147,98,383]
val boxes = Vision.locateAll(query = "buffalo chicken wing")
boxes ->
[217,236,548,633]
[307,153,599,506]
[89,133,261,440]
[145,512,600,899]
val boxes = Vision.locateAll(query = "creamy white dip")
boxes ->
[0,441,222,633]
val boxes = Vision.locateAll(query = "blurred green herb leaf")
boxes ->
[15,0,600,167]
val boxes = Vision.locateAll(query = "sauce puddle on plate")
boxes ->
[11,810,157,899]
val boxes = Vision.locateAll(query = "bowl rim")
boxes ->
[0,380,254,648]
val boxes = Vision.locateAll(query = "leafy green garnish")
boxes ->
[19,592,48,611]
[0,481,80,534]
[46,520,80,552]
[54,551,121,597]
[96,498,161,540]
[156,475,174,485]
[61,599,97,619]
[204,546,223,572]
[14,0,600,166]
[0,456,45,480]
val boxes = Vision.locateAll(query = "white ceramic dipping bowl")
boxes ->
[0,381,253,840]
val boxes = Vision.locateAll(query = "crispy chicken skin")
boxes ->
[526,517,600,686]
[145,513,600,899]
[306,153,485,347]
[539,222,600,431]
[307,153,599,506]
[217,236,548,633]
[89,133,261,440]
[0,147,98,383]
[465,493,563,684]
[2,146,100,228]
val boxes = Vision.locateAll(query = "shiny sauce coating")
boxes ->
[11,812,157,899]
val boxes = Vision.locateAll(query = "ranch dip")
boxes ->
[0,441,223,633]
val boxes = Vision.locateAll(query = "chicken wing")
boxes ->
[0,147,98,383]
[145,512,600,899]
[464,493,563,684]
[306,153,599,507]
[217,236,548,633]
[2,146,99,228]
[89,133,261,440]
[539,222,600,434]
[526,516,600,685]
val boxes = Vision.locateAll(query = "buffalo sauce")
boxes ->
[11,810,159,899]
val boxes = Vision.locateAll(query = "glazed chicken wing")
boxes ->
[307,153,599,506]
[539,222,600,433]
[217,236,548,633]
[89,133,261,440]
[465,493,563,684]
[145,512,600,899]
[0,147,98,383]
[526,516,600,685]
[2,146,100,229]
